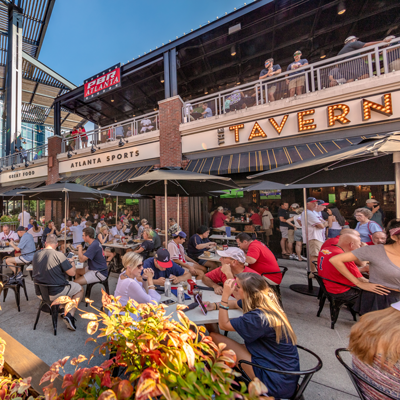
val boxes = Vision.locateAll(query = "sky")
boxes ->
[39,0,247,87]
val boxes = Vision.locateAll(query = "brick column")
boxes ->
[155,96,189,233]
[45,136,62,224]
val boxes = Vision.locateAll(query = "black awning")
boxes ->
[61,165,153,187]
[185,136,369,176]
[0,181,45,196]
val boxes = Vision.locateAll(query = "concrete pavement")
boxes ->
[0,260,359,399]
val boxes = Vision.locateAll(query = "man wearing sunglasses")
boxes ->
[286,50,308,97]
[259,58,282,102]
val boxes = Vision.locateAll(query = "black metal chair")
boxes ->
[314,273,359,329]
[85,266,112,307]
[238,345,323,400]
[335,348,398,400]
[262,266,288,305]
[33,283,71,336]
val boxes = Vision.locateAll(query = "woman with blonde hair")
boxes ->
[113,252,161,320]
[134,228,154,259]
[207,272,299,399]
[348,302,400,399]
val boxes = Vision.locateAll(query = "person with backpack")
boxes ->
[354,208,382,243]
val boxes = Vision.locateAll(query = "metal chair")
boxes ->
[314,273,359,329]
[85,265,112,307]
[335,348,398,400]
[238,345,323,400]
[262,266,288,306]
[1,263,29,312]
[33,283,70,335]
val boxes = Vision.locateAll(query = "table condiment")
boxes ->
[177,283,185,304]
[164,278,171,297]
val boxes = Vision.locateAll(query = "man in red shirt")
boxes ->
[321,229,361,250]
[248,207,262,227]
[212,206,229,228]
[318,232,368,304]
[202,247,259,294]
[236,232,281,284]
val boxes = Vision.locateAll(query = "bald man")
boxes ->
[317,233,368,304]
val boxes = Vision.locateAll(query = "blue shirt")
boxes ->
[355,221,382,243]
[230,300,300,399]
[27,224,33,230]
[203,107,212,118]
[187,234,210,259]
[84,240,108,276]
[142,257,185,280]
[259,64,281,79]
[18,232,36,262]
[287,59,308,79]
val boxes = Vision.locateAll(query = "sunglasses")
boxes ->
[137,263,144,268]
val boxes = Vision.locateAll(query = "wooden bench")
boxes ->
[0,328,63,396]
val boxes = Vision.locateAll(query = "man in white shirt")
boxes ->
[300,197,328,270]
[235,204,246,214]
[18,210,31,228]
[80,217,87,228]
[0,224,19,256]
[261,206,274,246]
[110,221,126,241]
[66,219,84,246]
[167,231,206,278]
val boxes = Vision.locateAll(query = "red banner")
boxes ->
[84,63,121,101]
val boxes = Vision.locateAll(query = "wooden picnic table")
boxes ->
[198,253,222,264]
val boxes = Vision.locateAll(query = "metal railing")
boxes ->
[61,111,160,153]
[0,144,48,169]
[182,38,400,122]
[0,221,19,231]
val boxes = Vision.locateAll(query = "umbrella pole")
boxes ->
[395,156,400,219]
[21,195,24,226]
[177,194,180,228]
[116,196,119,222]
[165,180,168,246]
[289,187,319,297]
[64,191,68,254]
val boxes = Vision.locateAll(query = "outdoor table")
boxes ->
[198,253,222,264]
[209,235,237,241]
[0,246,14,253]
[104,242,141,250]
[160,280,242,325]
[57,235,73,241]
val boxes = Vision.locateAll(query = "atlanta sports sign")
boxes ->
[84,63,121,101]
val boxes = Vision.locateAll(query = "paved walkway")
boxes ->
[0,260,359,399]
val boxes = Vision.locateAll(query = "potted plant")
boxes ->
[39,291,272,400]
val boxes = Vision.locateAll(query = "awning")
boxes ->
[185,136,371,176]
[0,181,45,196]
[61,165,153,187]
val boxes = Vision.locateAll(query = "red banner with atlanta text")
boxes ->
[84,63,121,101]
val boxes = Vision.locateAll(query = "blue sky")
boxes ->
[39,0,245,87]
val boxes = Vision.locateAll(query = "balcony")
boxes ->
[0,144,48,171]
[181,38,400,124]
[61,111,160,155]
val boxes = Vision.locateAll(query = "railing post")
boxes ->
[310,65,315,92]
[316,68,321,91]
[375,47,381,77]
[367,53,373,78]
[305,72,309,93]
[382,48,389,74]
[259,82,264,105]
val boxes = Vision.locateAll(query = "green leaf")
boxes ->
[186,371,197,385]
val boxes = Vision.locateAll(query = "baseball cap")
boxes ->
[317,200,329,206]
[16,226,26,232]
[293,50,302,56]
[306,197,318,203]
[366,199,378,204]
[265,58,274,64]
[344,36,358,44]
[216,247,246,264]
[154,248,173,268]
[172,231,187,239]
[290,203,300,209]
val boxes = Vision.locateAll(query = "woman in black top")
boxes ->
[134,228,154,260]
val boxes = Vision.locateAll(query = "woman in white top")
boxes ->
[27,221,43,245]
[97,225,115,263]
[326,204,346,238]
[114,252,161,320]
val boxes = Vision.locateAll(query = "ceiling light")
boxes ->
[204,88,208,94]
[154,108,157,111]
[231,44,236,56]
[160,76,164,83]
[320,49,326,59]
[132,114,136,117]
[337,1,346,15]
[111,94,115,102]
[237,82,241,85]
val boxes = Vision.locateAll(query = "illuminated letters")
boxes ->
[268,115,289,135]
[229,124,244,142]
[248,122,267,140]
[297,110,316,131]
[362,93,392,121]
[327,104,350,126]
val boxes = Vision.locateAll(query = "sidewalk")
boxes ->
[0,260,359,399]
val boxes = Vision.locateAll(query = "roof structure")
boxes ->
[0,0,85,128]
[56,0,400,127]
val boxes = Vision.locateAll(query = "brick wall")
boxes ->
[45,136,62,224]
[155,96,190,235]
